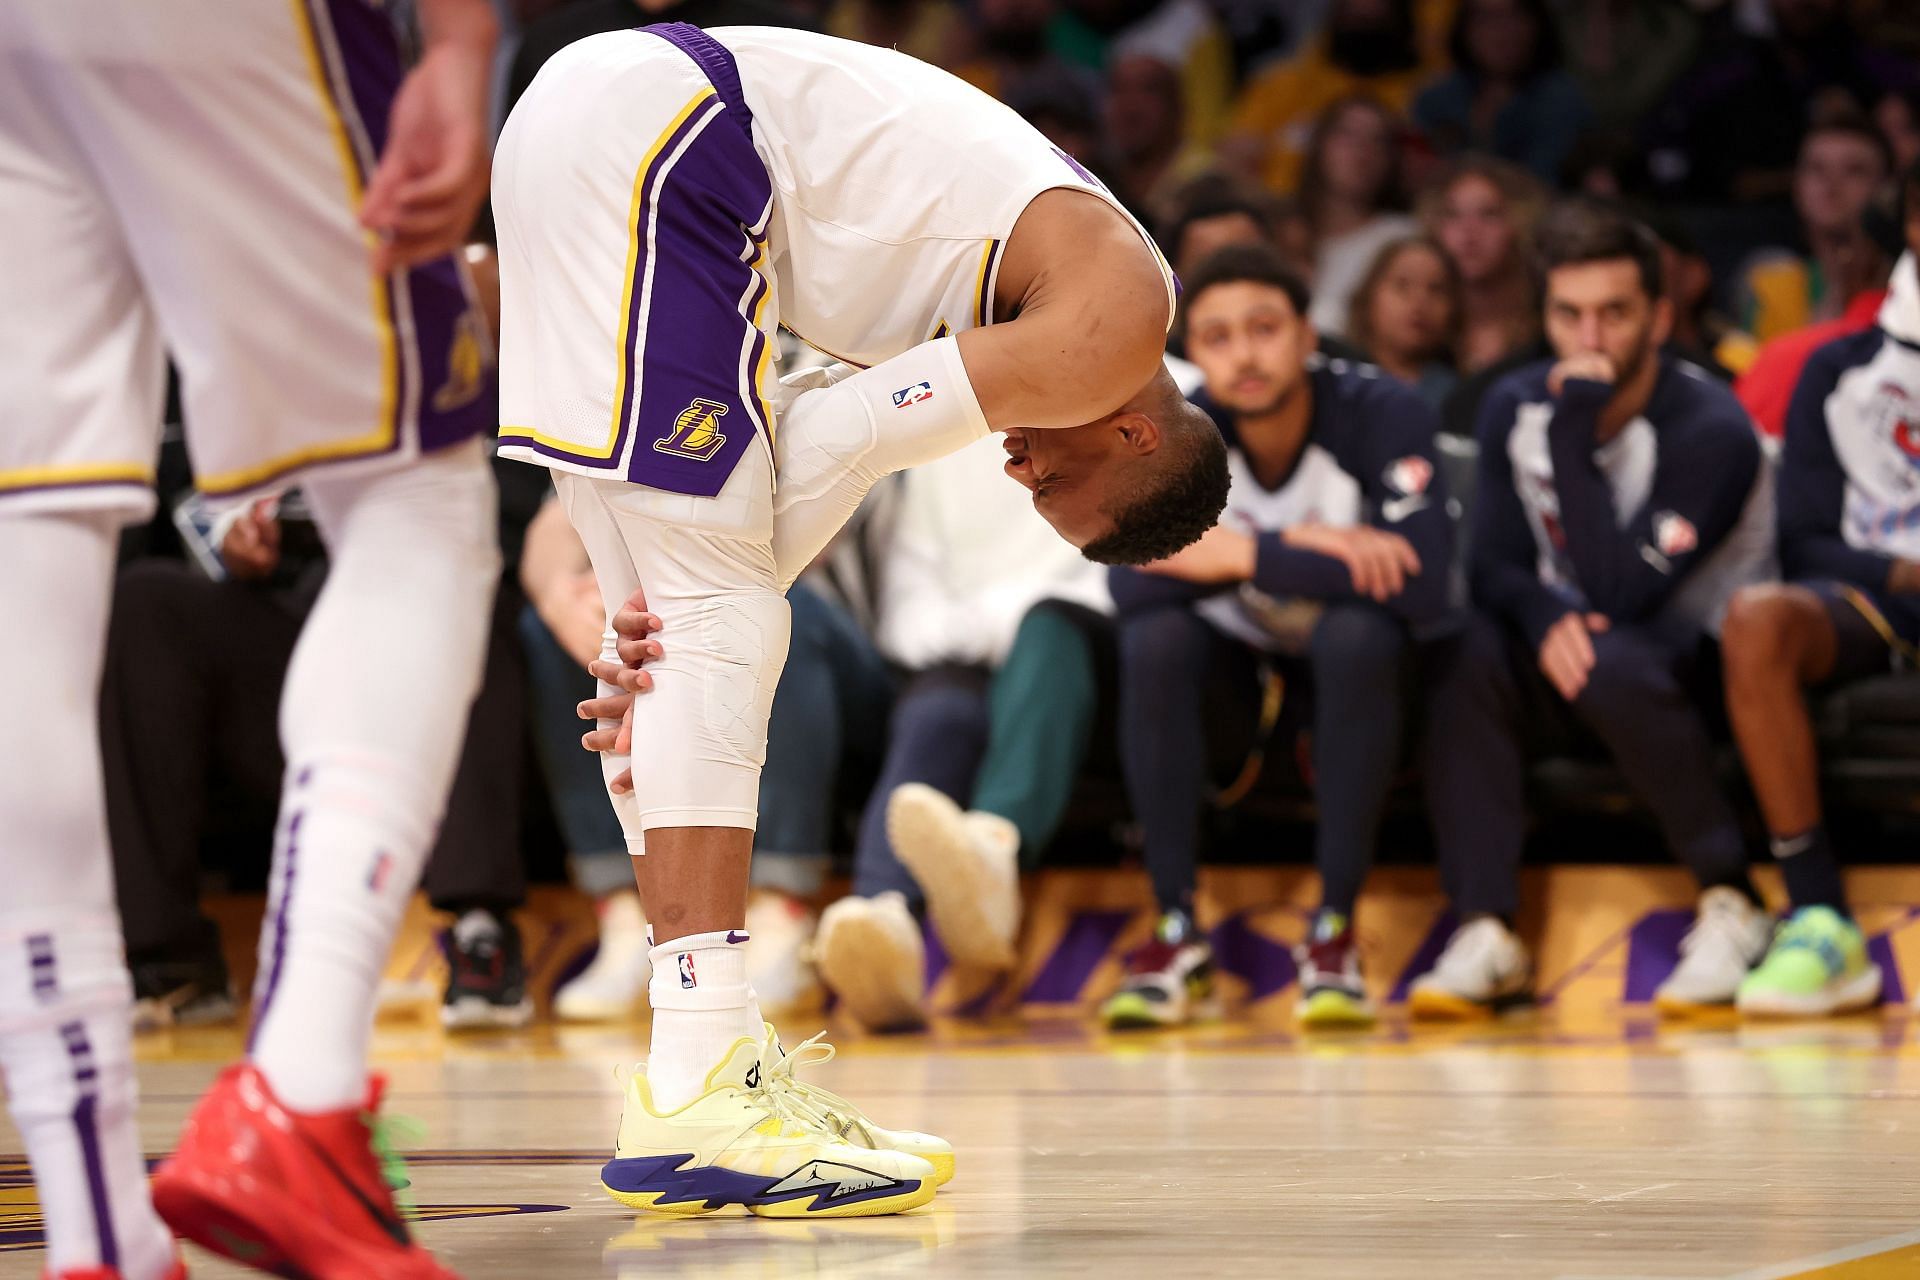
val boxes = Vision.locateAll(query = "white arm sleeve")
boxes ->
[771,335,990,590]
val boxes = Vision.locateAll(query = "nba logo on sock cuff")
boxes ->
[678,953,697,988]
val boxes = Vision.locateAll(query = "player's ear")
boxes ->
[1114,411,1161,455]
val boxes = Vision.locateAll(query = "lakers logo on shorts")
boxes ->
[432,310,489,414]
[655,399,730,462]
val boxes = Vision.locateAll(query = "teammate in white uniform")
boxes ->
[492,24,1228,1217]
[0,1,498,1276]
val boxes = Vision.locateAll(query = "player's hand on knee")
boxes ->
[579,689,638,749]
[610,588,664,668]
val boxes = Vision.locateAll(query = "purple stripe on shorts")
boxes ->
[644,24,755,139]
[248,810,303,1053]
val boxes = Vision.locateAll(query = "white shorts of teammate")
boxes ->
[0,3,498,1274]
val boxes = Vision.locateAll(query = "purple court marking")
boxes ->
[1209,912,1297,1002]
[1022,911,1135,1003]
[1387,911,1458,1003]
[1868,932,1906,1004]
[1622,909,1694,1004]
[922,922,949,990]
[248,810,303,1053]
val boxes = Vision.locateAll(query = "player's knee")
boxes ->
[1721,584,1818,690]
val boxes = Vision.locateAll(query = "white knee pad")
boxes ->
[557,460,791,833]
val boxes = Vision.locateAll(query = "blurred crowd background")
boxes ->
[111,0,1920,1041]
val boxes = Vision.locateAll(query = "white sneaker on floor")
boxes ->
[1408,916,1533,1019]
[746,890,819,1012]
[813,893,927,1032]
[1655,886,1772,1015]
[886,783,1020,971]
[556,891,652,1023]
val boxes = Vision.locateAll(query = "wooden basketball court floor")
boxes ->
[8,867,1920,1279]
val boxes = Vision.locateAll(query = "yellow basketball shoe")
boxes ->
[761,1026,956,1186]
[600,1036,937,1219]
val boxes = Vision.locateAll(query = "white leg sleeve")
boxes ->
[556,439,789,833]
[771,335,989,589]
[248,440,501,1112]
[0,511,174,1278]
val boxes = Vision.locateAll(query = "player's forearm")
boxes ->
[956,300,1164,431]
[518,497,590,602]
[415,0,499,54]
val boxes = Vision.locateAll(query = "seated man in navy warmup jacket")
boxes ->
[1715,163,1920,1020]
[1105,245,1454,1032]
[1415,199,1777,1020]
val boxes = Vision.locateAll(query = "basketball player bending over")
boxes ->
[493,24,1227,1218]
[2,1,498,1276]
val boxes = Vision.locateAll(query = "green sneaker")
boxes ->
[1735,906,1882,1017]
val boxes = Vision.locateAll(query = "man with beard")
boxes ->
[1100,244,1454,1032]
[1414,201,1776,1019]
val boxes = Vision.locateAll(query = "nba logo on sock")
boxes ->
[678,953,697,988]
[892,382,933,408]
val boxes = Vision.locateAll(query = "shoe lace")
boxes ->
[1678,895,1752,959]
[761,1031,867,1140]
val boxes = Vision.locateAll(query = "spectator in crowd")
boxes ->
[1161,186,1291,279]
[1875,86,1920,175]
[1412,0,1591,183]
[1558,132,1651,202]
[813,435,1112,1030]
[519,497,840,1020]
[1644,0,1917,203]
[1103,245,1452,1030]
[827,0,966,67]
[1715,163,1920,1018]
[1220,0,1440,194]
[1297,95,1418,337]
[1736,113,1895,344]
[503,0,820,115]
[1422,155,1545,375]
[1642,213,1750,381]
[1413,200,1776,1019]
[103,475,540,1032]
[1549,0,1700,138]
[951,0,1098,108]
[1105,0,1237,151]
[1009,80,1107,175]
[1102,51,1216,226]
[1735,175,1906,436]
[1347,234,1464,407]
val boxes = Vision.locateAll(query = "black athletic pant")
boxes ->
[100,559,528,964]
[1117,601,1414,918]
[1421,612,1749,921]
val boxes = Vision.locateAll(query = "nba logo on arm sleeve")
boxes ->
[893,382,934,408]
[678,953,698,988]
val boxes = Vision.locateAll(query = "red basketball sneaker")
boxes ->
[45,1261,186,1280]
[151,1065,457,1280]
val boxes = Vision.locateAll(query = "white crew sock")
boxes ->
[645,930,764,1110]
